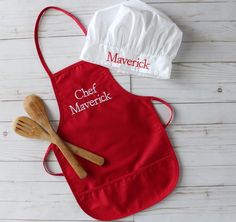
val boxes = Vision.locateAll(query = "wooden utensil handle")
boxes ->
[65,142,105,166]
[51,132,87,179]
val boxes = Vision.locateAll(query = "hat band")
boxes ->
[80,41,172,79]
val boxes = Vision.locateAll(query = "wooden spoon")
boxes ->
[23,95,87,179]
[13,116,104,166]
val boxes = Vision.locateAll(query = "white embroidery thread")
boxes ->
[69,82,112,115]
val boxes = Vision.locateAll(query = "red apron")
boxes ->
[35,7,179,221]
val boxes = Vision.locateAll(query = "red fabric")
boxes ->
[34,7,179,221]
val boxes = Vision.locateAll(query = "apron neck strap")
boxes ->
[34,6,87,77]
[149,96,174,128]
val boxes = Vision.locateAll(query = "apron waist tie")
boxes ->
[149,96,174,128]
[43,146,64,176]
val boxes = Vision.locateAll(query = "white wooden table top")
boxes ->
[1,0,236,221]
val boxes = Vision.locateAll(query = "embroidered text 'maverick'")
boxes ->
[69,82,112,115]
[106,51,150,70]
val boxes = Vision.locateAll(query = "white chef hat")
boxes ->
[80,0,182,79]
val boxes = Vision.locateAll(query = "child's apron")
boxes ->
[35,6,179,221]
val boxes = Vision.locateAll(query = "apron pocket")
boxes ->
[77,153,179,221]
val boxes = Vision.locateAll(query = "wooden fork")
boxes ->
[13,116,105,166]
